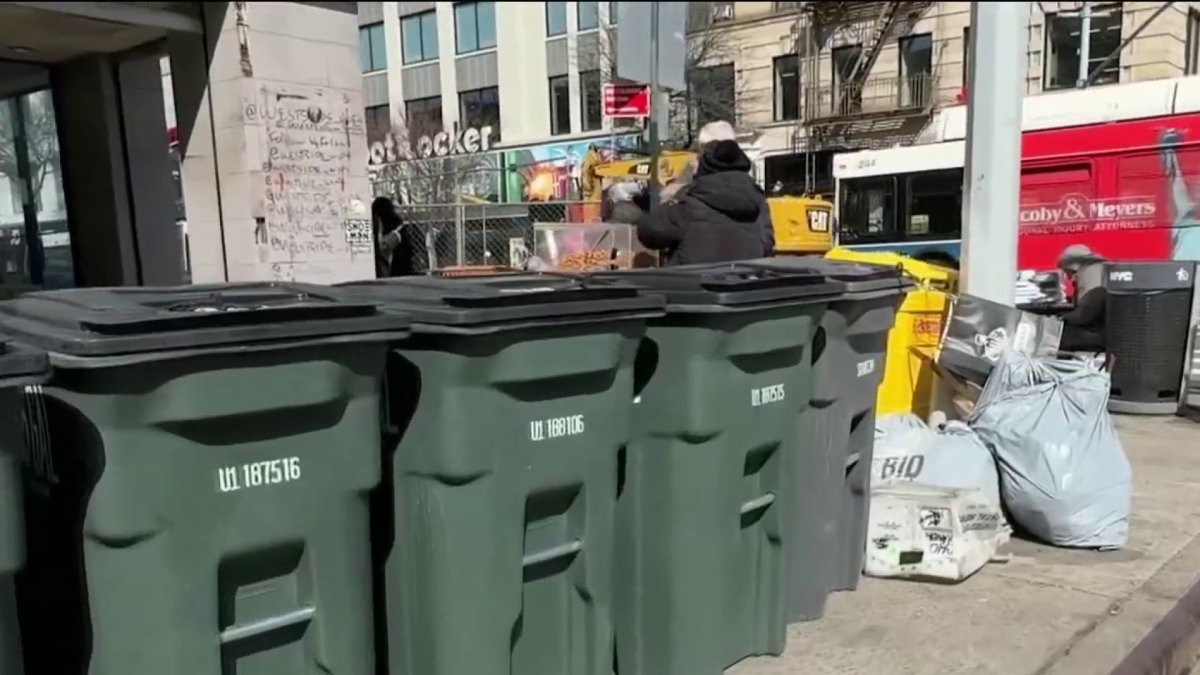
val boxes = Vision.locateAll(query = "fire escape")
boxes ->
[791,0,936,159]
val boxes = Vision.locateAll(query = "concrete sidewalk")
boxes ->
[730,415,1200,675]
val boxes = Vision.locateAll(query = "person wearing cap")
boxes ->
[659,120,737,203]
[635,122,775,266]
[1057,244,1107,352]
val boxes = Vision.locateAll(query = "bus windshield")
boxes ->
[838,168,964,245]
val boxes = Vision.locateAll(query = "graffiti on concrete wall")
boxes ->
[245,83,373,283]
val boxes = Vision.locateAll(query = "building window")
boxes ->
[0,89,73,289]
[773,54,799,121]
[456,1,497,54]
[546,1,567,36]
[1044,9,1122,90]
[365,104,391,146]
[359,22,387,72]
[401,11,438,65]
[774,1,800,11]
[549,75,571,135]
[1187,9,1200,75]
[460,86,501,133]
[765,151,836,198]
[711,2,734,22]
[898,33,932,107]
[406,96,443,140]
[962,26,971,88]
[831,44,861,87]
[580,70,603,131]
[578,1,600,31]
[831,44,862,114]
[690,63,736,128]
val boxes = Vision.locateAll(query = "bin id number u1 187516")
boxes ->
[217,458,302,493]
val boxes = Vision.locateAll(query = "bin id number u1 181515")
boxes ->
[751,383,786,407]
[217,457,302,493]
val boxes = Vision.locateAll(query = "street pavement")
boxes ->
[729,415,1200,675]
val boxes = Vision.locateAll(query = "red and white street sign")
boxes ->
[603,83,651,119]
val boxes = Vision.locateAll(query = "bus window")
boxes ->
[1020,162,1093,206]
[839,176,896,242]
[906,168,963,237]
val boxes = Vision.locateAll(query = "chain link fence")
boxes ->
[395,201,606,273]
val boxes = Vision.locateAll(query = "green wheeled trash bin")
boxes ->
[749,257,909,609]
[0,284,410,674]
[0,337,48,675]
[337,274,662,675]
[595,264,844,675]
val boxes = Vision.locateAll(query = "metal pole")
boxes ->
[1076,2,1091,88]
[960,1,1029,306]
[647,1,662,206]
[455,203,465,266]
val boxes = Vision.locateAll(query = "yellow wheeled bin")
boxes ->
[824,248,958,419]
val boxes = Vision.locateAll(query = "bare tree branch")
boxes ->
[0,93,59,210]
[592,21,756,148]
[368,115,501,205]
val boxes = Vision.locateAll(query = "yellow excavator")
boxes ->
[583,149,835,256]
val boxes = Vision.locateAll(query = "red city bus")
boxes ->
[831,76,1200,283]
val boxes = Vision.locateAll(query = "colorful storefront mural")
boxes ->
[370,131,645,206]
[500,134,642,203]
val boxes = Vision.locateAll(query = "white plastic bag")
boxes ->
[969,352,1131,549]
[873,413,1002,506]
[865,484,1009,582]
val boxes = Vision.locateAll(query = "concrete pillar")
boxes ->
[166,3,227,283]
[435,5,460,130]
[52,55,136,287]
[170,1,375,284]
[117,56,187,286]
[566,2,583,134]
[53,52,186,287]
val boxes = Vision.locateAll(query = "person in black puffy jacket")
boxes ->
[636,139,774,266]
[372,197,415,277]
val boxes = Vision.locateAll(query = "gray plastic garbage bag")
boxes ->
[873,413,1002,506]
[969,352,1131,549]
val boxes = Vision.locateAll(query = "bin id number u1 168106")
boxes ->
[217,457,302,493]
[530,414,585,442]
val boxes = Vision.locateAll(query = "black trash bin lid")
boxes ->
[592,262,847,310]
[0,336,48,383]
[744,256,909,294]
[0,283,412,357]
[339,273,664,327]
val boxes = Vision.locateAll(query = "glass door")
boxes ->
[0,87,73,292]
